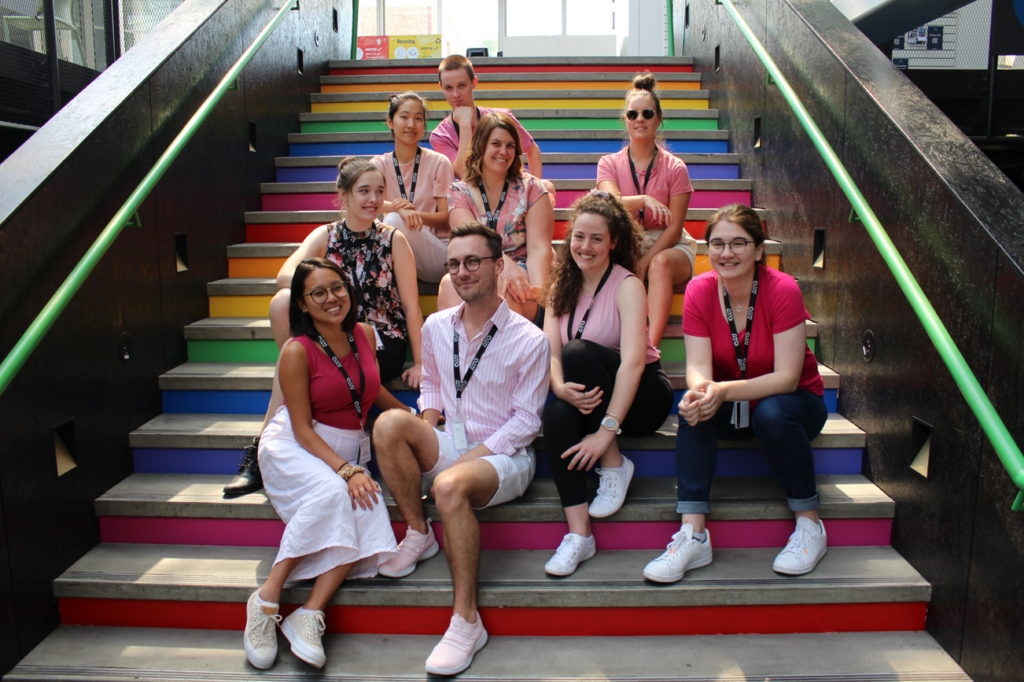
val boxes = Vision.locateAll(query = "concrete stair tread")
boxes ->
[321,72,704,85]
[289,128,725,143]
[128,412,864,451]
[96,473,890,522]
[276,151,740,166]
[207,277,437,297]
[6,627,971,682]
[260,178,750,193]
[300,109,721,123]
[328,56,696,68]
[309,89,710,103]
[158,359,838,392]
[246,207,764,223]
[54,543,922,606]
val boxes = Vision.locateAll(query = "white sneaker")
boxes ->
[642,523,713,583]
[544,533,597,576]
[588,455,634,518]
[243,590,281,669]
[424,612,489,675]
[773,516,827,575]
[281,608,327,668]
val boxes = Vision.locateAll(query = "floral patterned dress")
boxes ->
[447,173,548,264]
[324,220,408,342]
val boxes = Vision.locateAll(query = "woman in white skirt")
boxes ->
[243,257,398,671]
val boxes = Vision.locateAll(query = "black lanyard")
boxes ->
[566,263,614,340]
[316,333,367,430]
[453,323,498,406]
[721,267,760,379]
[392,148,421,203]
[478,178,510,232]
[450,106,482,138]
[628,147,657,223]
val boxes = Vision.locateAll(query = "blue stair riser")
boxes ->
[276,163,741,183]
[289,140,730,157]
[133,446,862,477]
[162,388,839,416]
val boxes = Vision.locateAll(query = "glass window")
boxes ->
[442,0,498,57]
[385,0,439,36]
[506,0,561,37]
[567,0,617,36]
[358,1,379,35]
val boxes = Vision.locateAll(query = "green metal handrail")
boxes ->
[716,0,1024,510]
[0,0,297,399]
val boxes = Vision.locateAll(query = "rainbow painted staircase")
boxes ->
[5,57,973,682]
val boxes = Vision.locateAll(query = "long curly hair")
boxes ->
[460,112,524,186]
[542,192,645,318]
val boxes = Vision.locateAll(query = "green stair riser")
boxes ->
[299,119,718,134]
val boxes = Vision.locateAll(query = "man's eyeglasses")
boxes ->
[305,283,348,304]
[444,255,498,275]
[707,239,756,254]
[626,108,656,121]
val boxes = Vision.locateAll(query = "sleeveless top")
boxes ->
[558,264,661,365]
[325,220,408,341]
[285,331,382,431]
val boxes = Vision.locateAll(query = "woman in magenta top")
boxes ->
[540,191,674,577]
[597,72,697,347]
[243,258,396,672]
[438,111,554,323]
[642,204,828,585]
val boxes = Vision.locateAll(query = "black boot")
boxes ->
[223,436,262,496]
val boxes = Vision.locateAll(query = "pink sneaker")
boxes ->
[378,518,439,578]
[424,612,489,675]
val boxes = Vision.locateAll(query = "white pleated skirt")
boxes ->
[258,407,398,581]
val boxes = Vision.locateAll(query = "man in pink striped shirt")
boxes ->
[372,222,551,676]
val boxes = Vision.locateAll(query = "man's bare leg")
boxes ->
[372,409,441,534]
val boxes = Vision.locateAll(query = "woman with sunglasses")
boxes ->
[438,111,554,323]
[540,191,674,576]
[642,204,827,584]
[597,72,697,346]
[243,257,397,671]
[373,92,455,284]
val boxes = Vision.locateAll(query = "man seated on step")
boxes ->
[430,54,556,206]
[372,221,551,676]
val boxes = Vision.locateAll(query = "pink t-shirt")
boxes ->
[284,331,381,431]
[429,106,535,176]
[683,267,823,406]
[596,147,694,230]
[372,148,454,239]
[559,264,660,364]
[448,173,548,263]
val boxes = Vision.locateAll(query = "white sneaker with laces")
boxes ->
[588,455,635,518]
[281,608,327,668]
[773,516,827,575]
[424,612,489,675]
[544,532,597,576]
[243,590,281,669]
[642,523,713,583]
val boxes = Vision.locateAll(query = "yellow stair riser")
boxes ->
[312,99,709,113]
[210,295,441,318]
[321,81,701,94]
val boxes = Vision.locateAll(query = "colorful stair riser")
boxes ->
[276,163,739,183]
[329,65,695,76]
[58,599,924,637]
[290,139,723,156]
[310,100,710,114]
[321,81,702,94]
[98,517,889,551]
[300,119,719,133]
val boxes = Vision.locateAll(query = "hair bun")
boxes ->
[632,72,658,92]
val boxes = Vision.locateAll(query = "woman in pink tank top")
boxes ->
[242,257,397,672]
[539,192,674,577]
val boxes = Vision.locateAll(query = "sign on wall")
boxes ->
[389,35,442,59]
[356,36,389,60]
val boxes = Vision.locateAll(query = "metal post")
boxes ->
[985,8,997,139]
[351,0,359,59]
[109,0,123,62]
[42,0,62,113]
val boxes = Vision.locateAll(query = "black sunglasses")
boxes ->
[626,108,656,121]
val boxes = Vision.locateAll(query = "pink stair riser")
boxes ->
[261,190,753,212]
[99,517,891,549]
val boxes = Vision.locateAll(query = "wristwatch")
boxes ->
[600,415,622,435]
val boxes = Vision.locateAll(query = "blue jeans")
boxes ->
[675,389,829,514]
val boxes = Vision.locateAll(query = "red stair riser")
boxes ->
[58,599,925,635]
[99,517,892,549]
[329,65,694,77]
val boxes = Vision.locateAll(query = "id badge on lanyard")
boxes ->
[358,430,372,465]
[730,400,750,429]
[723,268,759,431]
[449,408,470,454]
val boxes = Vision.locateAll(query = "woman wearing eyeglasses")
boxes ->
[439,111,554,323]
[243,257,397,671]
[539,191,674,577]
[642,204,828,584]
[596,72,696,347]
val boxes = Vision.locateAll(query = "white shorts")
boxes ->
[423,428,536,510]
[642,230,697,273]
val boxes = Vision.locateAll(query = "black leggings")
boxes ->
[377,333,408,385]
[543,339,674,507]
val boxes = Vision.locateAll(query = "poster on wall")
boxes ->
[357,36,389,60]
[389,35,442,59]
